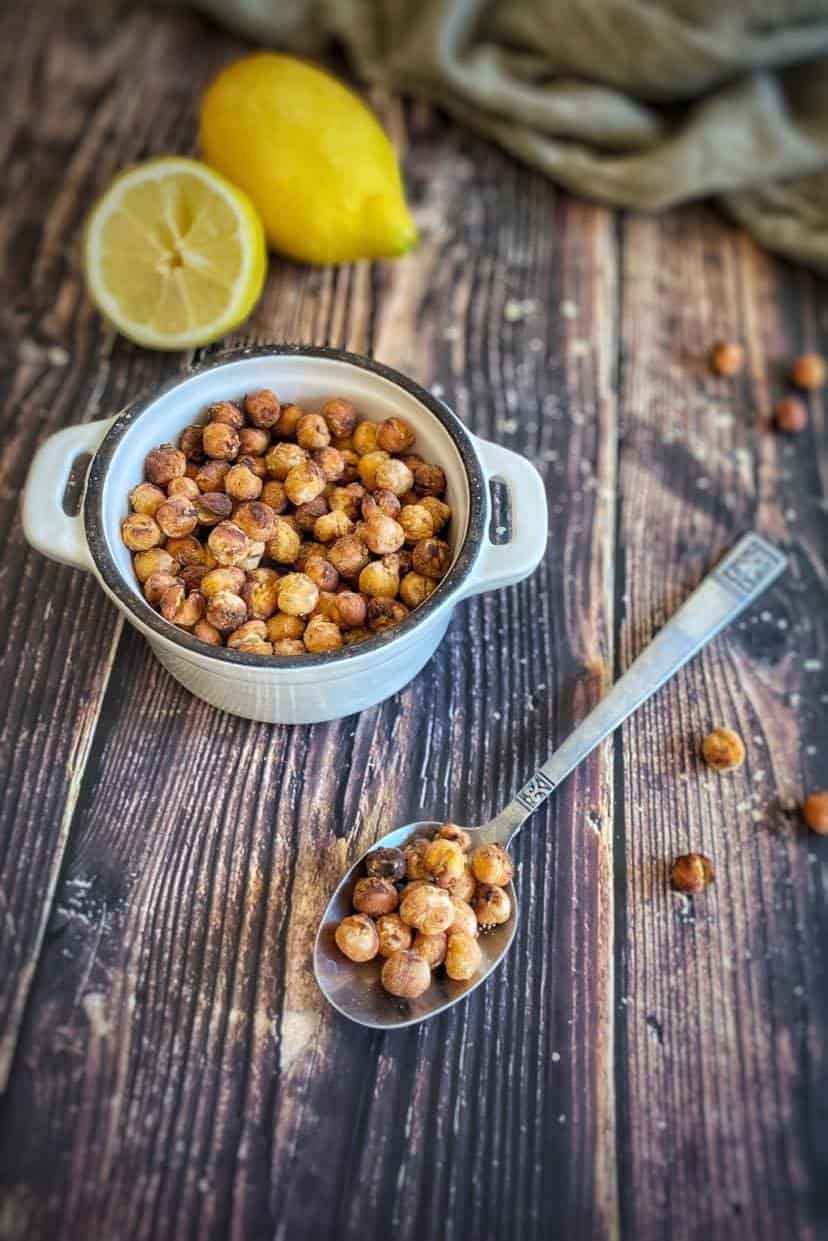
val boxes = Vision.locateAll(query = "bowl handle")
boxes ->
[460,436,548,598]
[21,418,113,570]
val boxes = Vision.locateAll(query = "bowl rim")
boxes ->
[84,345,488,670]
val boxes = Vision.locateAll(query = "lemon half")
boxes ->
[83,157,266,350]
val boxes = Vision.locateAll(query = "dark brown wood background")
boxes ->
[0,3,826,1239]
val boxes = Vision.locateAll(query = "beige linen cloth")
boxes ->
[176,0,828,270]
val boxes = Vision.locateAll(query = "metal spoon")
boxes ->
[314,533,786,1029]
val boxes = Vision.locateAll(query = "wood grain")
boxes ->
[0,2,825,1240]
[614,208,828,1241]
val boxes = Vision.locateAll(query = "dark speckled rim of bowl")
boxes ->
[84,345,488,670]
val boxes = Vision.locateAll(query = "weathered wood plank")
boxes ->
[0,0,249,1087]
[0,49,619,1240]
[615,206,828,1241]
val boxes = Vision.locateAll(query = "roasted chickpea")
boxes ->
[399,504,435,544]
[208,521,249,567]
[179,425,204,461]
[402,880,435,896]
[670,853,714,893]
[207,400,244,428]
[194,618,222,646]
[328,534,370,579]
[159,583,204,627]
[205,589,247,632]
[165,535,205,567]
[201,566,246,598]
[285,460,327,506]
[272,638,307,656]
[399,884,454,934]
[195,460,230,493]
[122,513,162,551]
[383,549,412,576]
[242,568,281,619]
[471,843,513,886]
[367,597,409,632]
[803,791,828,834]
[362,490,401,522]
[133,547,178,583]
[292,495,328,533]
[333,590,367,628]
[445,932,482,980]
[268,517,302,565]
[304,556,339,592]
[261,480,289,513]
[352,420,378,456]
[437,823,472,852]
[266,441,307,480]
[323,397,358,439]
[156,495,198,538]
[358,450,390,490]
[303,613,343,653]
[329,483,365,521]
[448,897,478,938]
[701,727,745,772]
[245,389,282,428]
[312,446,345,482]
[474,884,512,927]
[791,352,826,390]
[400,571,437,609]
[202,422,240,461]
[412,538,450,580]
[424,838,466,888]
[419,495,451,532]
[241,540,265,572]
[296,413,331,451]
[413,931,447,969]
[359,561,400,598]
[374,458,414,497]
[413,461,447,496]
[144,571,182,606]
[381,950,431,998]
[276,403,303,437]
[376,914,413,958]
[315,510,353,543]
[236,426,269,456]
[339,449,360,483]
[278,572,319,617]
[234,501,277,543]
[376,416,416,454]
[445,866,476,903]
[227,620,273,655]
[129,482,166,516]
[335,913,379,963]
[361,513,405,555]
[266,613,306,642]
[224,462,263,501]
[194,491,233,526]
[167,476,200,501]
[294,540,327,572]
[145,444,186,487]
[404,838,431,880]
[366,846,407,882]
[343,626,371,645]
[353,876,399,917]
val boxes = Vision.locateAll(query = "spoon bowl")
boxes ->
[313,821,517,1029]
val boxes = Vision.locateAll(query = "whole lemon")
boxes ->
[199,54,417,265]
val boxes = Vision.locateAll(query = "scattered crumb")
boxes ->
[804,659,823,671]
[503,298,537,322]
[560,300,577,319]
[551,1051,560,1062]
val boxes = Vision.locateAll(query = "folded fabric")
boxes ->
[174,0,828,270]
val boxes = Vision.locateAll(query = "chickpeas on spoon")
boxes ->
[314,533,786,1029]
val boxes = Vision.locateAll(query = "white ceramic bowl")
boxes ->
[22,347,547,723]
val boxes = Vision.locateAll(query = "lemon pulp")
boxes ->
[83,157,266,350]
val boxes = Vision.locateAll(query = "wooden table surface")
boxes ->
[1,4,827,1239]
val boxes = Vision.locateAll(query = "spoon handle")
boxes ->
[481,533,787,844]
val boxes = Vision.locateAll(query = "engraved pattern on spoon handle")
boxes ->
[482,533,787,844]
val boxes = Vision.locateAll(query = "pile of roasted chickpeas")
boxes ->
[120,392,453,655]
[334,825,514,999]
